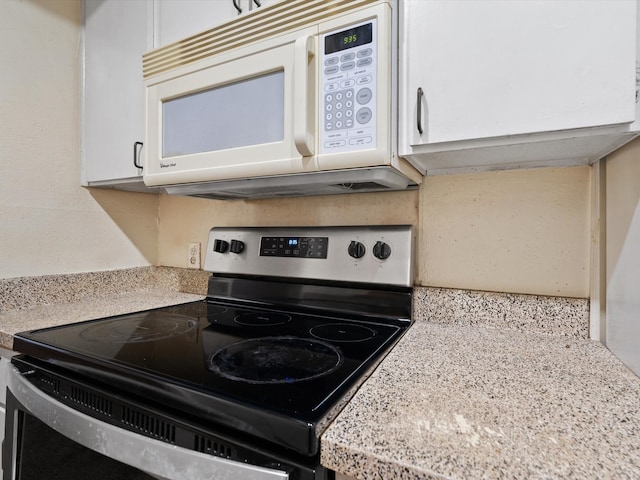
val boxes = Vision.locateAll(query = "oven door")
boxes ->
[2,365,290,480]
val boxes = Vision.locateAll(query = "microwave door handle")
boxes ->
[293,35,316,157]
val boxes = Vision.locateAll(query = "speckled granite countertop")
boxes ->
[321,288,640,479]
[0,288,205,349]
[0,267,208,349]
[2,270,639,479]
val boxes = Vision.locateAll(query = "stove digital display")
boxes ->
[260,236,328,258]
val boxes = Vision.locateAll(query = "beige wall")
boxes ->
[158,166,591,298]
[0,0,158,279]
[157,190,420,267]
[418,166,591,297]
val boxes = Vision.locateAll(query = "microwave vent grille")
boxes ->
[165,167,416,199]
[334,182,390,191]
[143,0,380,79]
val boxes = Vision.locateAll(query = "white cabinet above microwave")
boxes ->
[142,0,421,199]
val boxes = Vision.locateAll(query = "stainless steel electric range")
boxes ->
[3,226,413,480]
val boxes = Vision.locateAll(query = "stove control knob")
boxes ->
[373,241,391,260]
[213,239,229,254]
[348,240,366,259]
[230,239,245,254]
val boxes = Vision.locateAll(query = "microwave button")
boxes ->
[335,92,343,101]
[340,61,355,71]
[345,109,353,118]
[336,102,343,110]
[324,66,339,75]
[340,53,356,62]
[357,48,373,58]
[356,75,372,85]
[335,111,343,119]
[326,104,333,112]
[325,113,333,121]
[356,57,373,68]
[324,57,339,66]
[325,82,339,92]
[346,100,353,108]
[345,89,354,98]
[325,122,334,131]
[325,93,333,102]
[349,136,372,146]
[341,79,356,89]
[356,107,372,124]
[346,119,354,128]
[336,120,343,128]
[356,88,373,105]
[324,140,346,148]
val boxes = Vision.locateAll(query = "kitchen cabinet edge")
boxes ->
[83,177,165,194]
[402,128,639,176]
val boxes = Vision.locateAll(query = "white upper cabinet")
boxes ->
[153,0,238,47]
[82,0,150,189]
[399,0,640,174]
[153,0,283,48]
[84,0,637,188]
[82,0,282,190]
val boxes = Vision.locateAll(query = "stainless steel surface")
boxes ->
[6,366,289,480]
[204,225,413,287]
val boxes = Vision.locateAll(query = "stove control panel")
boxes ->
[205,226,413,287]
[260,236,328,259]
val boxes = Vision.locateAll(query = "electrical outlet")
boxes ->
[188,242,201,269]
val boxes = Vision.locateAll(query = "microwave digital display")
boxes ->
[325,23,373,54]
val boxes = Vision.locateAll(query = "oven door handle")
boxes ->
[6,366,289,480]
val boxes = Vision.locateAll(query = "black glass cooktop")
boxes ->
[13,298,406,455]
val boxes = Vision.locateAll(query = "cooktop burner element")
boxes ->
[233,312,292,327]
[310,323,377,342]
[201,305,229,316]
[209,336,343,384]
[79,312,198,344]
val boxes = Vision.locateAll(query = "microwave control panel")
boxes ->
[320,19,377,154]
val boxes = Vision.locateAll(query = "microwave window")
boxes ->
[162,70,285,158]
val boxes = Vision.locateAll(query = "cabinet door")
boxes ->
[83,0,149,184]
[247,0,283,11]
[153,0,239,47]
[399,0,637,151]
[236,0,284,16]
[154,0,287,48]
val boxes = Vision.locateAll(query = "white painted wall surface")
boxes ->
[606,138,640,376]
[0,0,158,279]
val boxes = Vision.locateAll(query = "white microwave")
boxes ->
[142,0,421,199]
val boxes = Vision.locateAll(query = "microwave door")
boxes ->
[162,71,286,158]
[144,28,319,188]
